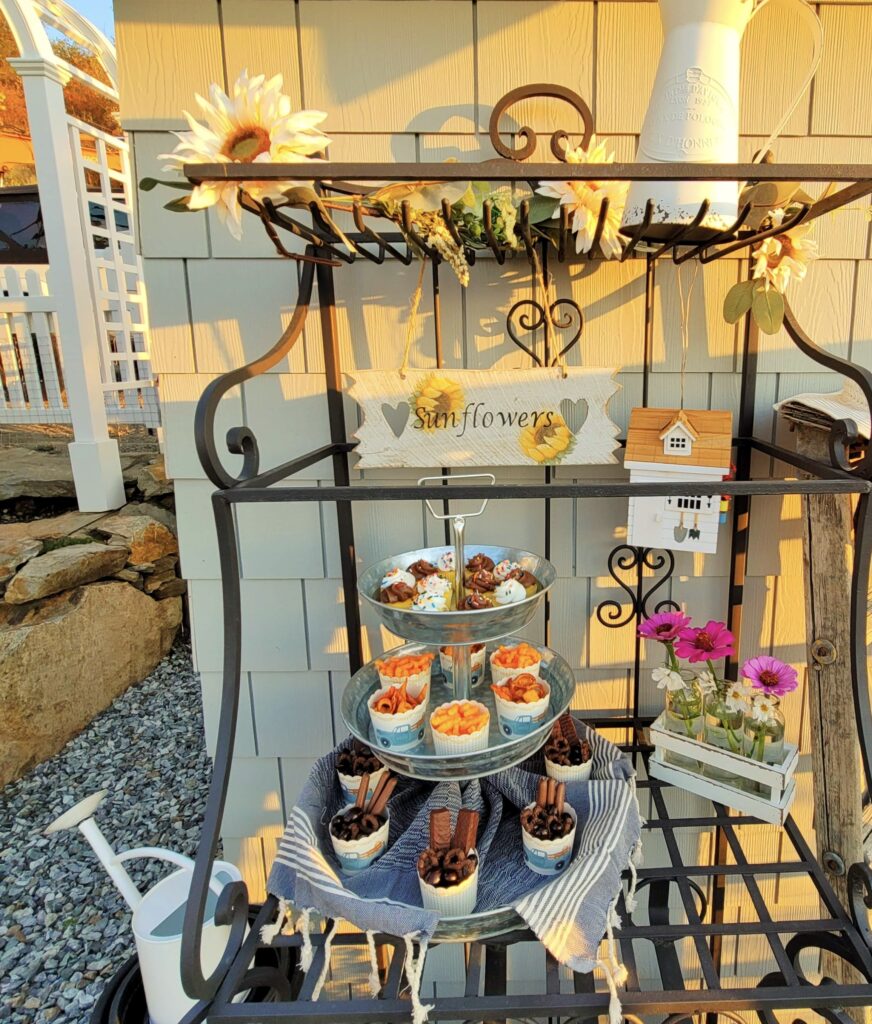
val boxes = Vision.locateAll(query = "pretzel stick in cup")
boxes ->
[367,770,392,814]
[355,772,371,809]
[368,775,397,817]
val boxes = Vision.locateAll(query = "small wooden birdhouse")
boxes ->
[624,408,733,554]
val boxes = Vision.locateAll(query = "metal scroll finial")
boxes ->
[506,297,583,372]
[487,84,595,162]
[595,546,679,630]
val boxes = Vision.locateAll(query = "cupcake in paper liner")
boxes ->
[375,650,435,700]
[429,700,490,755]
[329,811,390,873]
[489,641,543,685]
[521,803,577,877]
[368,684,428,752]
[544,714,593,782]
[377,568,416,609]
[491,674,551,738]
[493,561,539,599]
[439,644,486,687]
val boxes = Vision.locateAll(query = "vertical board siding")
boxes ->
[118,0,872,979]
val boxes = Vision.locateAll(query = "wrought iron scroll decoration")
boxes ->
[506,296,583,368]
[487,83,595,162]
[782,302,872,479]
[194,259,316,489]
[595,546,680,629]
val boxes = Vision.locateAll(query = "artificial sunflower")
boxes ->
[751,208,818,293]
[160,70,331,238]
[535,137,628,259]
[518,413,575,464]
[412,375,466,432]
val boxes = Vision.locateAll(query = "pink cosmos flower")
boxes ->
[741,655,798,697]
[674,620,735,663]
[638,611,691,643]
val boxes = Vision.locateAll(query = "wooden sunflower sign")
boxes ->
[345,368,621,469]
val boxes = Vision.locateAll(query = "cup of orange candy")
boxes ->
[429,700,490,755]
[368,680,429,752]
[491,672,551,738]
[489,641,542,685]
[375,650,435,699]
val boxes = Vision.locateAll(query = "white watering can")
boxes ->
[621,0,823,241]
[45,791,243,1024]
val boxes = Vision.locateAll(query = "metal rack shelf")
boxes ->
[169,84,872,1024]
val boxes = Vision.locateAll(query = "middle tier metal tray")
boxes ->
[340,637,575,780]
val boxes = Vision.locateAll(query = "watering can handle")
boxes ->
[750,0,823,162]
[116,847,227,899]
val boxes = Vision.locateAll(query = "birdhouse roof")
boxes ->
[624,408,733,469]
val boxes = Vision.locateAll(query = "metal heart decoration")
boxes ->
[381,401,410,438]
[559,397,589,435]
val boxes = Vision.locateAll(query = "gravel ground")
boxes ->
[0,641,212,1023]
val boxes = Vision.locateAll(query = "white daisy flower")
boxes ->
[535,136,628,259]
[695,669,718,696]
[160,70,330,239]
[725,681,752,713]
[653,666,687,692]
[751,694,775,723]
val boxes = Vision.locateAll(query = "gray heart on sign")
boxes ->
[559,397,588,435]
[381,401,410,438]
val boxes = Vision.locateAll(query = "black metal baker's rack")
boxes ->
[172,87,872,1023]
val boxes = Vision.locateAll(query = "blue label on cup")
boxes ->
[523,842,572,875]
[498,707,548,737]
[336,836,387,873]
[372,710,426,751]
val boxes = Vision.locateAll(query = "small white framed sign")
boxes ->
[345,367,621,469]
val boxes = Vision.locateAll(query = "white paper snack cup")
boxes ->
[545,756,592,783]
[521,804,577,876]
[430,701,490,756]
[418,855,479,917]
[330,814,390,874]
[338,763,388,804]
[439,647,486,686]
[368,692,428,752]
[376,663,433,700]
[493,682,551,738]
[489,649,542,685]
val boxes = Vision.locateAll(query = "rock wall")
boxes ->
[0,503,185,787]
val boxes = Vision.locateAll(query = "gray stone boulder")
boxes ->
[0,582,182,786]
[4,542,129,604]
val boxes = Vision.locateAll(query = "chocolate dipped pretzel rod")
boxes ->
[367,774,397,817]
[355,772,371,809]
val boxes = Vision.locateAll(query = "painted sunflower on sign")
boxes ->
[412,375,466,432]
[518,413,575,464]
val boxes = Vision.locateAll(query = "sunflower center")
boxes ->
[222,125,271,161]
[765,233,794,268]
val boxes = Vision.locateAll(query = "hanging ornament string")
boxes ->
[399,257,427,380]
[532,250,568,379]
[675,257,700,410]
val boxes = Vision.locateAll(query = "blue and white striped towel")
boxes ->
[268,719,641,976]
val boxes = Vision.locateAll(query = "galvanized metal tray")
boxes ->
[340,637,574,781]
[358,545,556,647]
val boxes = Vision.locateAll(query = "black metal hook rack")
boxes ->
[168,86,872,1024]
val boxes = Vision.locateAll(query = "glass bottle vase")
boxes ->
[743,697,786,794]
[663,683,703,770]
[701,694,745,785]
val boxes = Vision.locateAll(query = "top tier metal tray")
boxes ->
[358,544,555,646]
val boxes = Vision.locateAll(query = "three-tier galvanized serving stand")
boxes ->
[130,85,872,1024]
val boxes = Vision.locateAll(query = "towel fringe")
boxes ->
[310,920,338,1000]
[625,838,644,914]
[629,774,646,826]
[260,897,290,944]
[403,934,435,1024]
[596,957,626,1024]
[599,893,628,1023]
[365,930,381,997]
[296,907,314,972]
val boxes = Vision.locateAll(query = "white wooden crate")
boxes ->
[648,712,799,825]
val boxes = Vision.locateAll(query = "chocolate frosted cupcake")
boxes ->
[458,592,492,610]
[378,568,416,608]
[466,569,496,593]
[465,552,495,573]
[417,807,480,916]
[407,558,440,581]
[544,713,592,782]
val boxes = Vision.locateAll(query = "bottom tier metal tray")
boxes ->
[340,636,575,780]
